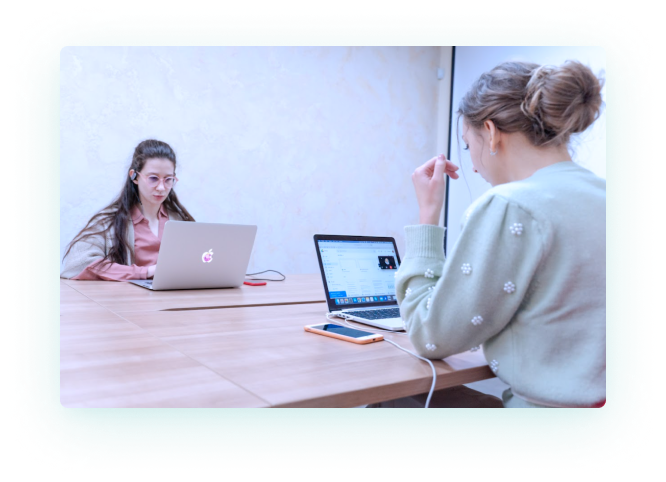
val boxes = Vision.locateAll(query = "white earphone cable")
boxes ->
[324,313,436,408]
[382,338,436,409]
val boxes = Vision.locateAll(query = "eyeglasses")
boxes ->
[135,171,178,189]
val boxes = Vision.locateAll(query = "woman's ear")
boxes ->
[129,169,138,183]
[484,120,500,154]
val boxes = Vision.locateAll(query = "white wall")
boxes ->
[445,47,606,254]
[60,47,444,274]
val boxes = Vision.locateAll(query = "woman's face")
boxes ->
[131,158,176,208]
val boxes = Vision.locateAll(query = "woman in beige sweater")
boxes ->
[61,139,195,280]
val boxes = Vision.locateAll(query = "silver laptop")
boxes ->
[129,221,257,290]
[313,234,404,331]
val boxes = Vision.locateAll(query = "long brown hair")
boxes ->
[63,139,195,267]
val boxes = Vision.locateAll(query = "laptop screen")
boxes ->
[316,238,399,307]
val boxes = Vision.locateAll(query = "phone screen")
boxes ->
[310,324,375,338]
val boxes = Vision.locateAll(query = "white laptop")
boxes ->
[313,234,404,332]
[129,221,257,290]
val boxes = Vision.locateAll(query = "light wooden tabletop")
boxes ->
[61,273,326,312]
[60,277,494,407]
[61,283,268,407]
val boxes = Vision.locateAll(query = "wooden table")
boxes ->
[61,274,326,312]
[60,275,495,407]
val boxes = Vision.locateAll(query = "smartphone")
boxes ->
[244,280,267,286]
[304,323,384,344]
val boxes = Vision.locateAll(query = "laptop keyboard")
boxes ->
[347,308,401,320]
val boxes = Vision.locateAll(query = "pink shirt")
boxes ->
[72,204,170,281]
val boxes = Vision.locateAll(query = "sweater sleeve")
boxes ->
[60,234,107,279]
[60,228,144,280]
[395,194,548,359]
[71,259,149,281]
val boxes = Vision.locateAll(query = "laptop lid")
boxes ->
[151,221,257,290]
[313,234,401,312]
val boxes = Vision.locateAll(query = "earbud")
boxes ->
[130,171,137,180]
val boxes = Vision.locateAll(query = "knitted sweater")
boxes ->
[395,161,606,408]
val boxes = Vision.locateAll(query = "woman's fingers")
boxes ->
[414,156,437,177]
[412,154,461,225]
[433,156,446,181]
[445,159,460,179]
[414,155,461,180]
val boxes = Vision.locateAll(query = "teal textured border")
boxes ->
[7,7,657,473]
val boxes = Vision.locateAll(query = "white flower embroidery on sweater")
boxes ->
[426,297,431,309]
[510,223,523,236]
[471,315,483,326]
[424,268,434,278]
[490,359,500,373]
[461,263,472,275]
[504,281,516,294]
[425,343,437,351]
[405,287,412,297]
[470,345,481,352]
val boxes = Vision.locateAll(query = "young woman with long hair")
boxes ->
[61,139,195,280]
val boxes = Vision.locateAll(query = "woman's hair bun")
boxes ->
[521,60,604,146]
[458,59,604,147]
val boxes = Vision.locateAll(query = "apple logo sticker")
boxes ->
[202,249,214,263]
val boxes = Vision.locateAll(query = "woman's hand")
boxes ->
[147,265,157,279]
[412,154,459,225]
